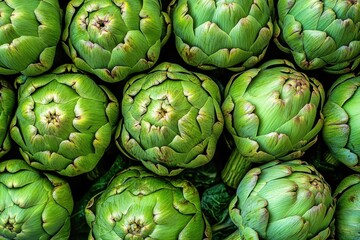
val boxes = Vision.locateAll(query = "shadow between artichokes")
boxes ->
[115,62,224,176]
[62,0,171,83]
[85,165,211,240]
[9,64,120,177]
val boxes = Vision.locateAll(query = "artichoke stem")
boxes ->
[221,149,252,189]
[224,229,241,240]
[322,150,342,167]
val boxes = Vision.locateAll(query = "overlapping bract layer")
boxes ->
[116,62,224,176]
[322,73,360,172]
[0,79,16,158]
[9,65,120,176]
[333,174,360,240]
[0,0,62,76]
[170,0,274,71]
[62,0,171,83]
[0,159,74,239]
[275,0,360,73]
[85,166,211,240]
[222,59,325,162]
[229,160,335,240]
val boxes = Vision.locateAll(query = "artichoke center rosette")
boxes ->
[228,160,335,240]
[274,0,360,74]
[62,0,171,83]
[322,72,360,172]
[85,165,212,240]
[221,59,325,188]
[115,62,224,176]
[169,0,274,71]
[9,64,120,177]
[0,0,62,76]
[0,79,16,159]
[333,174,360,240]
[0,159,74,239]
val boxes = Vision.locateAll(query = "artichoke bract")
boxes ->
[169,0,274,71]
[274,0,360,74]
[62,0,171,83]
[221,59,325,188]
[0,0,62,76]
[333,174,360,240]
[85,166,211,240]
[322,73,360,172]
[0,79,16,158]
[0,159,74,239]
[9,64,120,177]
[229,160,335,240]
[115,62,224,176]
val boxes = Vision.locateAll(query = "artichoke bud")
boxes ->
[115,62,224,176]
[223,59,325,162]
[0,78,16,159]
[9,65,120,176]
[62,0,172,82]
[333,174,360,240]
[0,159,74,239]
[322,72,360,172]
[85,165,212,240]
[0,0,63,76]
[274,0,360,73]
[229,160,335,240]
[169,0,274,71]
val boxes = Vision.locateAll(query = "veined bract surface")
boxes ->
[115,62,224,176]
[0,0,62,76]
[62,0,171,83]
[9,64,120,177]
[169,0,274,71]
[85,166,211,240]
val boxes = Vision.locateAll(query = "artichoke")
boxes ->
[62,0,171,83]
[229,160,335,240]
[0,0,63,76]
[169,0,274,71]
[115,62,224,176]
[274,0,360,74]
[333,174,360,240]
[0,159,74,239]
[85,165,211,240]
[9,64,120,177]
[0,79,16,158]
[221,59,325,188]
[321,72,360,172]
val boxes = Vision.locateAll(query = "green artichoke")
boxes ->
[62,0,171,83]
[322,73,360,172]
[169,0,274,71]
[0,159,74,239]
[229,160,335,240]
[9,64,120,177]
[274,0,360,74]
[333,174,360,240]
[85,165,211,240]
[0,0,62,76]
[115,62,224,176]
[221,59,325,188]
[0,79,16,158]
